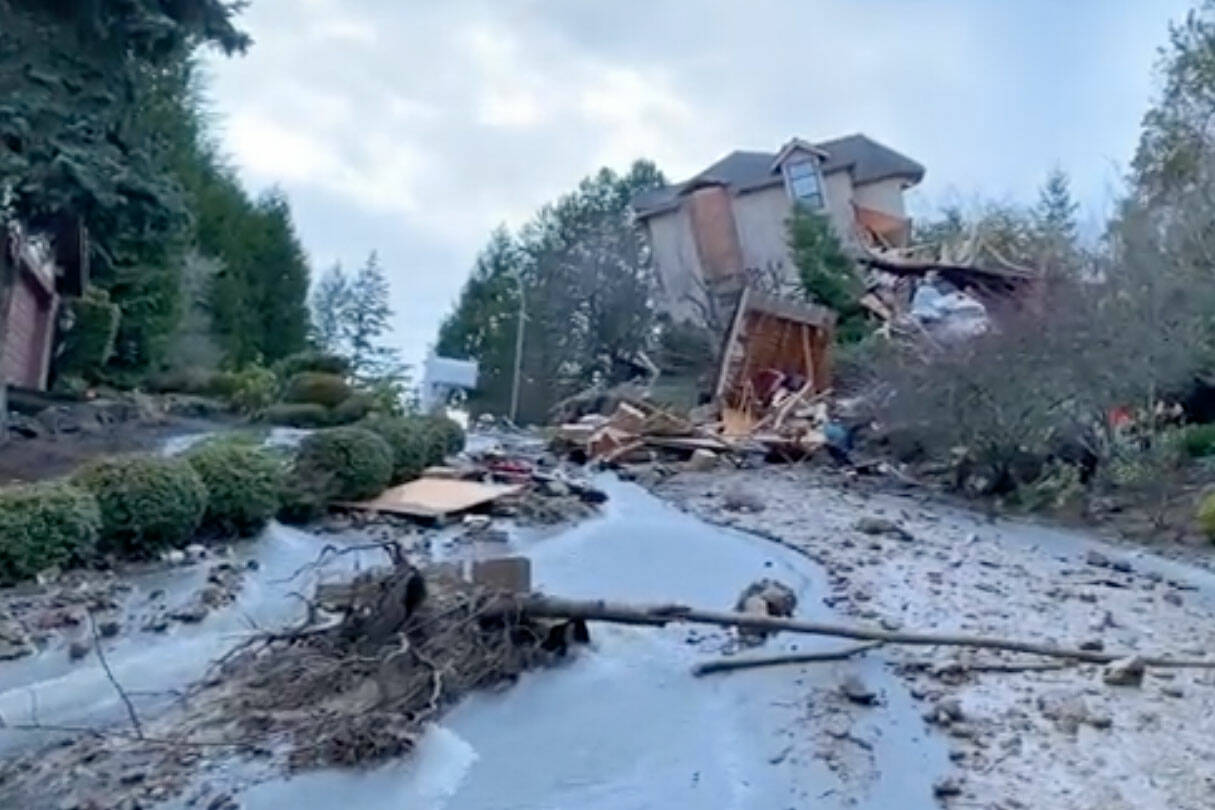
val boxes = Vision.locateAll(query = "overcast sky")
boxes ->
[206,0,1192,367]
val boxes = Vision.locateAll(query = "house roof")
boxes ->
[632,133,925,219]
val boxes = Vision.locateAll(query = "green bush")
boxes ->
[57,287,121,381]
[273,351,350,379]
[332,392,378,424]
[186,441,284,535]
[292,426,393,503]
[0,482,101,583]
[1199,492,1215,540]
[360,415,430,483]
[423,415,466,456]
[228,365,278,415]
[283,372,352,408]
[1181,424,1215,458]
[262,402,333,428]
[72,455,208,555]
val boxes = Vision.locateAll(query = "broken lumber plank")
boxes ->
[498,595,1215,669]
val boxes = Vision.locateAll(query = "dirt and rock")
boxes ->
[653,465,1215,809]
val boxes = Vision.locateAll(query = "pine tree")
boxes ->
[343,252,402,380]
[787,204,870,343]
[1033,167,1081,280]
[310,264,350,354]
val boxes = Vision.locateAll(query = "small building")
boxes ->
[1,218,88,391]
[631,133,924,327]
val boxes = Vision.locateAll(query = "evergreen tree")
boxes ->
[787,205,870,343]
[344,252,401,379]
[311,264,350,354]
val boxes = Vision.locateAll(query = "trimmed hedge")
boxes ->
[332,392,378,424]
[423,415,465,456]
[274,351,350,379]
[360,415,430,483]
[0,482,101,583]
[228,366,278,415]
[1181,424,1215,458]
[186,441,284,535]
[72,455,208,555]
[292,426,393,502]
[57,286,120,381]
[283,372,352,408]
[263,402,332,428]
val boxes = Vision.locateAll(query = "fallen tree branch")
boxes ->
[692,641,882,677]
[88,611,143,740]
[502,596,1215,668]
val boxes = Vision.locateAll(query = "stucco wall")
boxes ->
[645,207,705,324]
[822,170,857,244]
[732,184,795,281]
[852,176,908,218]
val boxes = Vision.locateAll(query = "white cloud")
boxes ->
[206,0,1195,367]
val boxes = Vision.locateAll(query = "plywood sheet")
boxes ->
[345,478,522,519]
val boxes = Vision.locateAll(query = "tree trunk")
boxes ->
[496,595,1215,669]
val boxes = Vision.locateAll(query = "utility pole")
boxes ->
[509,271,525,425]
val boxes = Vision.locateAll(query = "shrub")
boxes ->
[274,351,351,379]
[1180,423,1215,458]
[292,427,392,503]
[423,415,466,456]
[229,365,278,415]
[283,372,352,408]
[331,392,378,424]
[56,287,121,381]
[1198,492,1215,540]
[360,415,430,483]
[72,455,208,555]
[262,403,333,428]
[0,482,101,583]
[186,441,284,535]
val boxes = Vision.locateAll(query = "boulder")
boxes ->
[722,484,765,513]
[0,611,35,661]
[68,639,92,660]
[854,516,913,541]
[686,449,718,472]
[1103,656,1146,687]
[734,579,797,617]
[840,673,878,705]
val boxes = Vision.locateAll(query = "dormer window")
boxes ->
[786,158,823,208]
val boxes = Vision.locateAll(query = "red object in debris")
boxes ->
[1108,406,1133,430]
[488,458,533,482]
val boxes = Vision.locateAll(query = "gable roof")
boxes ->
[632,133,925,219]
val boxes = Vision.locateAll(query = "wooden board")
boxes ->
[344,478,523,519]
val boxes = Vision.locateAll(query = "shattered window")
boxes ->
[787,159,823,207]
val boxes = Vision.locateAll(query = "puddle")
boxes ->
[240,477,947,810]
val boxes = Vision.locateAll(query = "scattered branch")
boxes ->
[88,611,143,740]
[692,641,882,676]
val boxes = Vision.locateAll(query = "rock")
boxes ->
[933,776,963,797]
[686,448,718,472]
[936,697,965,723]
[542,479,570,497]
[68,639,92,660]
[1079,638,1105,652]
[35,565,62,585]
[0,613,35,660]
[162,549,186,566]
[1162,591,1183,607]
[1103,656,1146,687]
[97,619,121,638]
[1037,688,1103,734]
[184,543,208,562]
[722,484,765,513]
[1085,549,1111,568]
[168,600,210,624]
[840,673,878,705]
[1110,558,1133,573]
[246,559,261,571]
[1161,684,1185,699]
[853,516,912,541]
[734,579,797,617]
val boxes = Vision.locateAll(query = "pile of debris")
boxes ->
[0,561,590,808]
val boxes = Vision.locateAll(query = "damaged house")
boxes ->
[631,133,926,330]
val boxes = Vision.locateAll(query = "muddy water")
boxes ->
[238,478,948,810]
[0,523,386,756]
